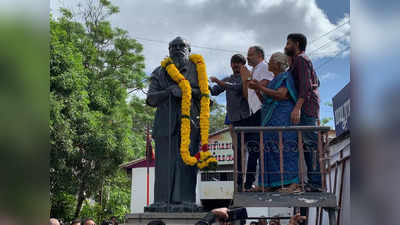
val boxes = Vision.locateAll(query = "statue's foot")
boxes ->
[181,201,203,212]
[144,201,203,212]
[144,201,169,212]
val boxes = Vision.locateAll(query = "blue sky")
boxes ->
[316,0,349,22]
[314,0,350,127]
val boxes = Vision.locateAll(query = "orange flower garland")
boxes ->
[161,54,217,169]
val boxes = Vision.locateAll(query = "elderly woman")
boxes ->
[248,52,299,192]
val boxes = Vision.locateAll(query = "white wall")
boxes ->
[131,168,206,212]
[196,172,201,205]
[131,167,155,213]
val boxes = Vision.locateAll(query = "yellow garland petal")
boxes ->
[161,57,173,68]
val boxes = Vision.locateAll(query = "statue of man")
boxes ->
[145,37,202,212]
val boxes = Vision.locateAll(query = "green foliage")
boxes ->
[49,192,77,223]
[50,0,148,223]
[209,100,228,133]
[321,117,333,126]
[321,101,333,127]
[129,96,155,159]
[80,171,131,223]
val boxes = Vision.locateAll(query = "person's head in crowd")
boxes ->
[83,218,96,225]
[267,52,289,76]
[50,218,60,225]
[285,33,307,57]
[147,220,166,225]
[110,216,118,225]
[101,220,112,225]
[71,219,81,225]
[230,54,246,74]
[247,46,265,67]
[258,216,267,225]
[216,218,245,225]
[288,213,307,225]
[250,221,258,225]
[269,216,281,225]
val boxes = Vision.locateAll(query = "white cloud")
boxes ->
[308,13,350,59]
[320,72,338,82]
[162,0,211,6]
[254,0,287,13]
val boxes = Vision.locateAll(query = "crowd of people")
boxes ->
[49,216,119,225]
[197,207,306,225]
[146,207,306,225]
[210,33,321,193]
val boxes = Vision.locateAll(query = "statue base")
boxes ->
[125,212,208,225]
[144,202,203,213]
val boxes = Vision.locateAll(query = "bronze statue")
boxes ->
[145,37,202,212]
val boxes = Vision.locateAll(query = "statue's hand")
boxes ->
[168,85,182,97]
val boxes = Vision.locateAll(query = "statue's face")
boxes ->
[169,39,190,59]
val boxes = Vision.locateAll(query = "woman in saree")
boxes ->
[248,52,300,192]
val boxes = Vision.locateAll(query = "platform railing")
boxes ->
[233,126,331,194]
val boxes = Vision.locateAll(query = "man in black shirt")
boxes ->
[210,54,257,191]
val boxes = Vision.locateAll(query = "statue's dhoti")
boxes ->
[146,117,201,212]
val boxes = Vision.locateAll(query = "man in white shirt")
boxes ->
[238,46,274,190]
[241,46,274,111]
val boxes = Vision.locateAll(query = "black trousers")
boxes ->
[233,110,261,190]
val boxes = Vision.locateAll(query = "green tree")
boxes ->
[209,100,228,133]
[128,95,155,159]
[50,0,147,221]
[321,102,333,126]
[80,170,131,223]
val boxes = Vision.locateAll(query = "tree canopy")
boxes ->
[50,0,151,222]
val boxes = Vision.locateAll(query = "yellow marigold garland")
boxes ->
[160,55,217,169]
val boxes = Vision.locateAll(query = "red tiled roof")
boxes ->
[120,158,155,169]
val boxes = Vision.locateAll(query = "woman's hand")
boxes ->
[248,79,260,90]
[290,106,301,124]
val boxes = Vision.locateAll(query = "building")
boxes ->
[120,158,155,214]
[307,82,350,225]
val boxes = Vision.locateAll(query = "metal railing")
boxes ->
[233,126,331,193]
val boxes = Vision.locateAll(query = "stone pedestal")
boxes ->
[144,202,203,213]
[124,212,208,225]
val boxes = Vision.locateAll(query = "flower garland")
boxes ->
[161,54,217,170]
